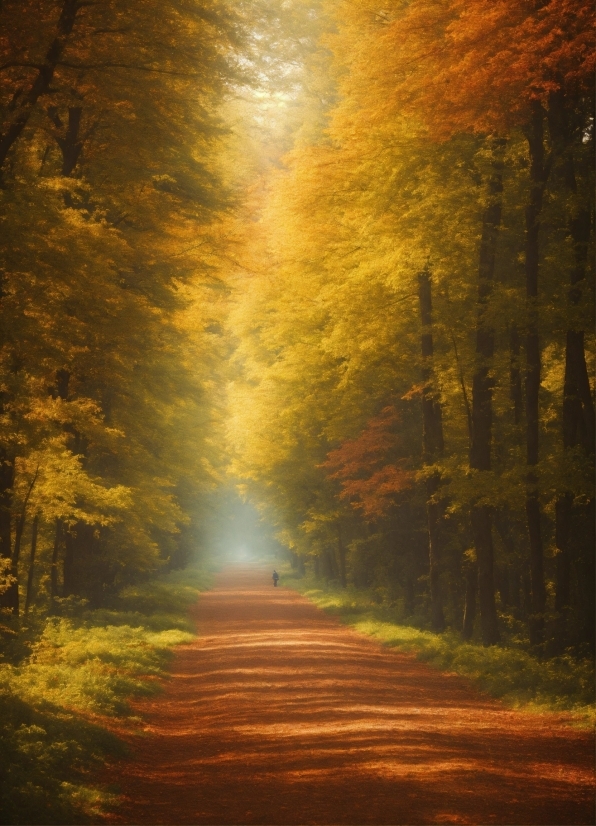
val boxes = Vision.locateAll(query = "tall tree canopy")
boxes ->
[227,0,595,653]
[0,0,239,613]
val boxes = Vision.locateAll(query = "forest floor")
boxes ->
[102,565,595,826]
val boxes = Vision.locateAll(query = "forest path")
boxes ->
[105,565,594,825]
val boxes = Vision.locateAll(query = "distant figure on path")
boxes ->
[272,569,279,587]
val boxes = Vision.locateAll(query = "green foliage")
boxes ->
[0,690,123,826]
[0,566,208,825]
[112,567,213,621]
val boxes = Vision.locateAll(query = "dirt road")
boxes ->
[106,565,595,825]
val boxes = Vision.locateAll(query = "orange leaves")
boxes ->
[337,465,414,519]
[322,406,413,519]
[335,0,595,139]
[324,407,398,479]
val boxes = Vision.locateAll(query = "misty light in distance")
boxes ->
[234,545,251,562]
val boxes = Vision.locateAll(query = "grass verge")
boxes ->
[282,569,595,727]
[0,566,210,825]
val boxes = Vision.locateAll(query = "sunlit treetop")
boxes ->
[329,0,595,137]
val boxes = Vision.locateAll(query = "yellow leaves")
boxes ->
[275,529,296,550]
[15,439,131,526]
[27,396,103,430]
[222,0,519,550]
[0,557,17,596]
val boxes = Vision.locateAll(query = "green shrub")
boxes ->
[0,566,209,824]
[0,689,124,825]
[113,567,211,617]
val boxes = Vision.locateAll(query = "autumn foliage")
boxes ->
[0,0,593,682]
[0,0,239,615]
[228,0,595,653]
[339,0,595,137]
[323,408,412,519]
[0,2,591,822]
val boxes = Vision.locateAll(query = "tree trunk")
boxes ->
[62,528,76,597]
[472,506,500,644]
[547,90,595,621]
[526,493,545,646]
[418,270,446,632]
[522,568,533,620]
[510,572,521,611]
[50,519,63,610]
[47,105,85,205]
[524,100,550,646]
[24,515,39,614]
[329,546,339,580]
[59,107,84,177]
[462,560,477,640]
[577,499,595,653]
[52,370,84,600]
[426,489,445,632]
[496,564,511,608]
[509,324,522,425]
[6,469,39,616]
[321,547,338,580]
[403,575,416,616]
[494,510,523,614]
[336,524,347,588]
[468,137,505,646]
[0,449,16,612]
[565,331,595,454]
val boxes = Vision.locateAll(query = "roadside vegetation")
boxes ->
[282,568,595,726]
[0,567,209,825]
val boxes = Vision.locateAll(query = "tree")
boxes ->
[227,0,594,653]
[0,0,239,614]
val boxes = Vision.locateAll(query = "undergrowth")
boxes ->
[283,569,595,727]
[0,566,210,825]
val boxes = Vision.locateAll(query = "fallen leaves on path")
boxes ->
[103,566,595,825]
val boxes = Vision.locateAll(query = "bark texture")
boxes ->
[418,270,446,632]
[468,138,505,645]
[524,101,550,646]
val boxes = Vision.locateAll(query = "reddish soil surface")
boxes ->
[104,565,595,825]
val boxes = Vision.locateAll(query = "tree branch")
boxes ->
[56,61,206,78]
